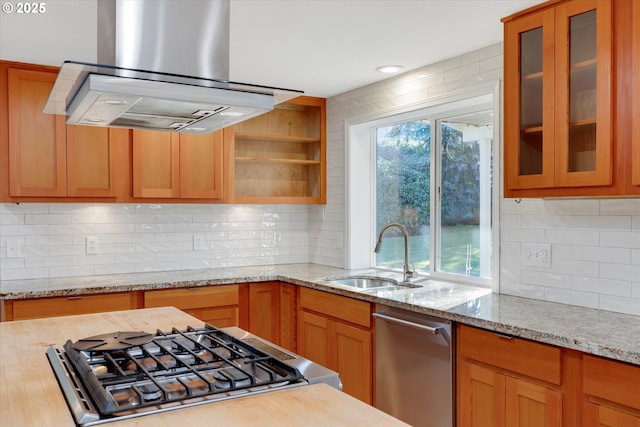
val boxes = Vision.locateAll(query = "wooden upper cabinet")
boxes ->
[227,96,326,204]
[2,62,127,201]
[632,0,640,190]
[503,0,628,197]
[67,126,127,197]
[132,129,223,199]
[7,67,67,197]
[180,131,224,199]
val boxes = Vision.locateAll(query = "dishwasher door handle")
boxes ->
[373,312,445,335]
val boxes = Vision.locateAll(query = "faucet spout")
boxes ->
[374,223,414,282]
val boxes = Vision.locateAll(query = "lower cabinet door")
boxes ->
[505,376,562,427]
[184,307,238,327]
[458,362,506,427]
[458,361,562,427]
[584,402,640,427]
[334,321,372,404]
[297,310,331,368]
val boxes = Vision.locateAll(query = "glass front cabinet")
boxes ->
[503,0,621,197]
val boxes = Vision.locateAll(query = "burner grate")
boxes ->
[62,324,305,416]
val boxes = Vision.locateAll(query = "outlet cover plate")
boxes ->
[523,243,551,267]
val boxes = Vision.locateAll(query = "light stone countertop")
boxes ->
[2,262,639,365]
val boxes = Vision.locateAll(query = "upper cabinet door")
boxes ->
[504,9,555,191]
[179,131,224,199]
[503,0,615,197]
[7,67,67,197]
[67,126,127,197]
[132,130,180,198]
[633,0,640,188]
[554,0,612,187]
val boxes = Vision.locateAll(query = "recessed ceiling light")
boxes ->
[376,65,404,74]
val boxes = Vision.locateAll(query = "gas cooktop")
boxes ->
[47,324,339,426]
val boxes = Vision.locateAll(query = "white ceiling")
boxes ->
[0,0,545,99]
[229,0,544,98]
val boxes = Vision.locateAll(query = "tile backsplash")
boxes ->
[0,203,310,280]
[500,198,640,316]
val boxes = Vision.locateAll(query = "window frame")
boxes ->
[345,82,501,290]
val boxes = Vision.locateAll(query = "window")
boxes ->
[347,87,498,287]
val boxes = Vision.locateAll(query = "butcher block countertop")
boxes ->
[0,307,410,427]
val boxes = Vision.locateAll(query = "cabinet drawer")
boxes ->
[299,287,371,328]
[8,292,135,321]
[144,285,239,310]
[457,324,562,385]
[584,354,640,411]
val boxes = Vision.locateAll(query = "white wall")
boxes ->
[0,0,97,65]
[315,43,640,316]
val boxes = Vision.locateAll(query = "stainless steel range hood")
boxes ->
[43,0,303,134]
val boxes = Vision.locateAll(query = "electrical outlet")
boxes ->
[193,234,206,251]
[6,239,21,258]
[522,243,551,267]
[86,236,98,255]
[274,232,282,246]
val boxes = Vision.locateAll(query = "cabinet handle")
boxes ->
[495,332,513,340]
[67,296,83,300]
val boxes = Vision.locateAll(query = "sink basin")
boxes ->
[326,277,400,289]
[323,276,422,292]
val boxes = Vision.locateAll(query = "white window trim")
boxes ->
[344,81,501,291]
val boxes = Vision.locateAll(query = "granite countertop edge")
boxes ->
[2,263,639,366]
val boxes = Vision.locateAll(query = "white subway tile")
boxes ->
[571,276,631,297]
[49,265,95,278]
[601,263,640,282]
[599,296,640,316]
[600,199,640,215]
[544,199,599,215]
[600,231,640,248]
[499,281,546,299]
[572,215,631,230]
[544,229,599,245]
[544,288,600,309]
[521,270,571,289]
[572,245,630,264]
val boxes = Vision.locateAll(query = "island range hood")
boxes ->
[43,0,303,134]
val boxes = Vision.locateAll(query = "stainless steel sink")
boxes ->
[323,276,422,292]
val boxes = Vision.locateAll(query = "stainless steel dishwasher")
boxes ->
[374,305,454,427]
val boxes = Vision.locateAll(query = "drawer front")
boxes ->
[299,287,371,328]
[457,324,562,385]
[11,292,134,320]
[144,285,239,310]
[584,354,640,411]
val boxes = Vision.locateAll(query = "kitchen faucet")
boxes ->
[374,223,414,283]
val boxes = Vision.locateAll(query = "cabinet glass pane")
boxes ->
[568,9,597,172]
[519,27,543,176]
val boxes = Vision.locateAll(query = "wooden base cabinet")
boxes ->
[457,324,563,427]
[144,285,239,327]
[2,292,140,321]
[246,281,296,352]
[583,355,640,427]
[297,287,373,404]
